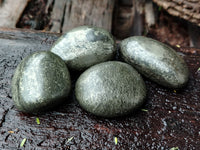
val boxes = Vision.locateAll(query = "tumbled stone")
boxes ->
[11,51,71,113]
[75,61,146,118]
[120,36,189,88]
[50,26,115,71]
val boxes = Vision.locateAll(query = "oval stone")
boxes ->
[75,61,146,118]
[11,51,71,113]
[50,26,115,71]
[120,36,189,88]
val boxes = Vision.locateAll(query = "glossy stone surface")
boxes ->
[11,51,71,113]
[120,36,189,88]
[75,61,146,118]
[50,26,115,71]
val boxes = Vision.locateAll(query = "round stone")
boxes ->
[50,26,115,71]
[11,51,71,113]
[120,36,189,88]
[75,61,146,118]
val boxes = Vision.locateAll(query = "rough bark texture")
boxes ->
[153,0,200,26]
[112,0,135,39]
[49,0,115,33]
[49,0,66,33]
[113,0,149,39]
[0,28,200,149]
[0,0,29,28]
[188,22,200,48]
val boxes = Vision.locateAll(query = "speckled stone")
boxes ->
[50,26,115,71]
[120,36,189,88]
[11,51,71,113]
[75,61,146,118]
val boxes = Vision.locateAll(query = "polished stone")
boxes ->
[120,36,189,88]
[11,51,71,113]
[75,61,146,118]
[50,26,115,71]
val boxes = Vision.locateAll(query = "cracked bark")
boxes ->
[0,28,200,149]
[0,0,29,28]
[49,0,115,33]
[153,0,200,26]
[0,108,8,128]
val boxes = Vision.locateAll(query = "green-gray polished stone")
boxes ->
[120,36,189,88]
[75,61,146,118]
[50,26,115,71]
[11,51,71,113]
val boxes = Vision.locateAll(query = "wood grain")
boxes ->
[0,28,200,149]
[153,0,200,26]
[62,0,115,32]
[0,0,29,28]
[49,0,115,33]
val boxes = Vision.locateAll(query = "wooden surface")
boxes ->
[153,0,200,27]
[113,0,155,39]
[0,0,29,28]
[49,0,115,33]
[0,28,200,149]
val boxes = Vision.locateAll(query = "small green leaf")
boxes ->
[170,147,179,150]
[141,109,148,112]
[197,68,200,72]
[36,117,40,125]
[20,138,27,147]
[66,136,74,143]
[114,137,118,145]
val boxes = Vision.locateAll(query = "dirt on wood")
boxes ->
[15,0,191,47]
[0,28,200,149]
[0,0,200,149]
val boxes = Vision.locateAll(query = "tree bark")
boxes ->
[49,0,115,33]
[113,0,147,39]
[0,28,200,149]
[153,0,200,26]
[0,0,29,28]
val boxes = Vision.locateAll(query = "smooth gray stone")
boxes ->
[11,51,71,113]
[75,61,146,118]
[50,26,115,71]
[120,36,189,88]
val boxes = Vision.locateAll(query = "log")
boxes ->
[113,0,146,39]
[0,28,200,149]
[113,0,154,39]
[0,0,29,28]
[112,0,135,39]
[188,22,200,48]
[145,0,155,27]
[49,0,66,33]
[49,0,115,33]
[153,0,200,27]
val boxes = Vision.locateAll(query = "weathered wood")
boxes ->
[188,22,200,48]
[0,28,200,149]
[49,0,66,33]
[133,0,145,36]
[153,0,200,27]
[45,0,54,14]
[49,0,115,33]
[62,0,115,32]
[112,0,135,39]
[145,0,155,27]
[113,0,148,39]
[0,0,29,28]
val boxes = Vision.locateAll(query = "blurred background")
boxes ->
[0,0,200,48]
